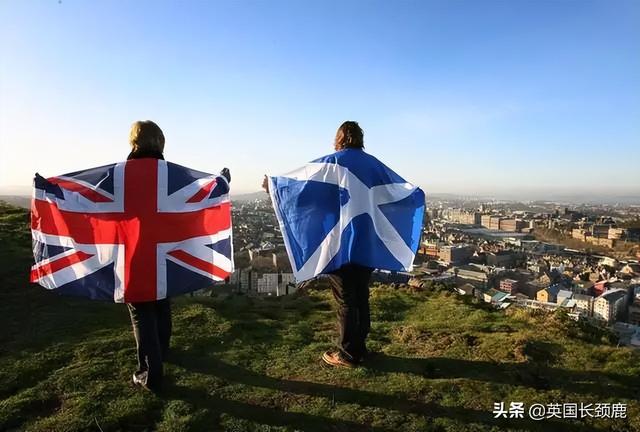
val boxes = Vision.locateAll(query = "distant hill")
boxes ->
[231,191,269,202]
[0,192,269,207]
[1,202,639,431]
[0,195,30,209]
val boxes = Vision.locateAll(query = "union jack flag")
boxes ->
[30,159,233,302]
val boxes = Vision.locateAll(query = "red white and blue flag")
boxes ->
[30,159,233,303]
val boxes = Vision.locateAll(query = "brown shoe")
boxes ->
[321,351,357,368]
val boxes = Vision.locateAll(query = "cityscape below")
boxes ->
[2,190,640,349]
[224,192,640,350]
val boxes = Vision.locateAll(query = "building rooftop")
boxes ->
[573,293,594,302]
[442,243,472,250]
[489,250,515,256]
[547,284,563,297]
[557,289,573,298]
[455,264,487,273]
[597,288,627,302]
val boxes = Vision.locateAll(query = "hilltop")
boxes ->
[1,202,639,432]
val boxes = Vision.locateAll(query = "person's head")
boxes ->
[129,120,165,154]
[334,121,364,151]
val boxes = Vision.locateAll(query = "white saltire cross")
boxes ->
[269,162,418,281]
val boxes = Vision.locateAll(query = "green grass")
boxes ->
[1,202,640,431]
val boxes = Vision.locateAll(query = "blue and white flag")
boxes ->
[269,149,425,282]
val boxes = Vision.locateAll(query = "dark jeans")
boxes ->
[127,298,172,388]
[328,264,373,362]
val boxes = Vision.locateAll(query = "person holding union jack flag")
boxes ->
[264,121,425,368]
[125,121,173,392]
[31,120,233,392]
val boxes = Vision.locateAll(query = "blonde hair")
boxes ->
[129,120,165,153]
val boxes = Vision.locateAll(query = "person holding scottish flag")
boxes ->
[263,121,425,367]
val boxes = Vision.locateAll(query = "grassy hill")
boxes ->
[1,201,639,432]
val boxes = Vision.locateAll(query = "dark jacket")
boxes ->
[127,148,165,161]
[127,149,231,183]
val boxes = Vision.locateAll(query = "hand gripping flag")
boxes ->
[268,149,425,282]
[30,159,234,302]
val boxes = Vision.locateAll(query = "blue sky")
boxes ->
[1,0,638,197]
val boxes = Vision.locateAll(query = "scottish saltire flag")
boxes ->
[268,149,425,282]
[30,160,233,302]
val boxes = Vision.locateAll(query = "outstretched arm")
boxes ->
[221,168,231,183]
[262,174,269,194]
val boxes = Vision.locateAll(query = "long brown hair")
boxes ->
[335,121,364,150]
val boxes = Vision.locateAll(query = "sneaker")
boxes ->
[132,371,148,387]
[321,351,357,368]
[133,371,162,393]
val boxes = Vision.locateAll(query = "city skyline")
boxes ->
[1,1,639,197]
